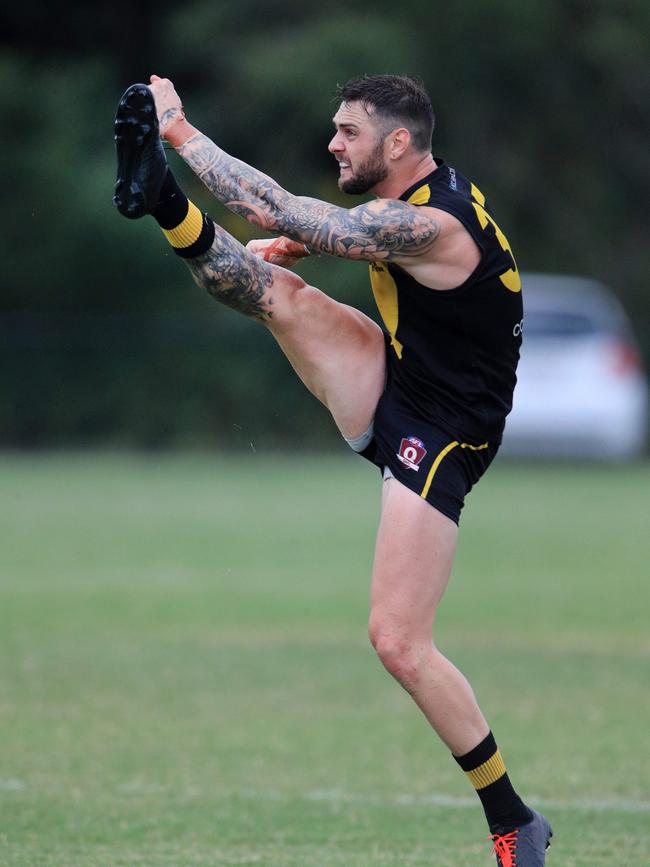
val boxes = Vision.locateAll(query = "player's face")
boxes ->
[329,101,389,195]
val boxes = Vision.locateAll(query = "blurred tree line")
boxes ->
[1,0,648,448]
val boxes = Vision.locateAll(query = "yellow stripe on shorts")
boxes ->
[420,441,459,500]
[419,440,489,501]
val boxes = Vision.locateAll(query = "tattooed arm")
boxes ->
[178,133,440,262]
[147,77,440,262]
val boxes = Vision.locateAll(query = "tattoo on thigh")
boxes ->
[187,228,274,322]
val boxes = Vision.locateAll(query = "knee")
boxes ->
[264,274,321,332]
[368,618,431,689]
[285,280,324,322]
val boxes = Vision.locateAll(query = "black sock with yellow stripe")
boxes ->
[152,170,215,259]
[454,731,533,832]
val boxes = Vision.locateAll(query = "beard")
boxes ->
[339,140,388,195]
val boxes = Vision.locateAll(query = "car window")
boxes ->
[523,311,599,338]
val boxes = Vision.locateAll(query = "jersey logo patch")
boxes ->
[397,436,427,471]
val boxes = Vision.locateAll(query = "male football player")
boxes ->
[113,73,552,865]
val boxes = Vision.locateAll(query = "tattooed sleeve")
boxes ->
[176,134,440,261]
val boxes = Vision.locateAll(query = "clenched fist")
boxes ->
[246,237,311,268]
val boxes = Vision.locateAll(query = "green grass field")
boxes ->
[1,452,649,866]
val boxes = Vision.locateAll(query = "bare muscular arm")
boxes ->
[176,133,440,261]
[148,71,441,262]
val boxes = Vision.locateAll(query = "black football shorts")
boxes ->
[358,379,499,525]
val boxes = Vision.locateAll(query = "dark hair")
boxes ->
[335,74,434,153]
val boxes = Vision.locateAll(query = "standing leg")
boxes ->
[369,476,488,753]
[369,477,535,836]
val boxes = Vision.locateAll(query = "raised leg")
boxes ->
[113,81,385,440]
[186,230,386,440]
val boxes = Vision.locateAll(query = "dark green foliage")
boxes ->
[1,1,648,446]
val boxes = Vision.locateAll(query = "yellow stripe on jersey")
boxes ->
[465,750,507,790]
[469,184,521,293]
[368,263,404,359]
[470,183,486,206]
[471,202,521,293]
[407,184,431,206]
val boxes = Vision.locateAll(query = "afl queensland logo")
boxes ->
[397,436,427,471]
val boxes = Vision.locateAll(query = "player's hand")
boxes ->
[148,74,186,138]
[246,237,311,268]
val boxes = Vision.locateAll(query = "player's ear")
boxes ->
[388,127,410,160]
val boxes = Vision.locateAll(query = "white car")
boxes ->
[503,274,648,460]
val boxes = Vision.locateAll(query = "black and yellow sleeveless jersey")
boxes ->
[369,161,523,443]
